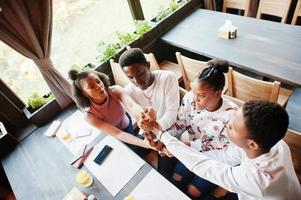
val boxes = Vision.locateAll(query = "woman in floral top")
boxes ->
[166,59,238,199]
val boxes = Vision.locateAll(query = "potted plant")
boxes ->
[23,92,61,127]
[154,0,183,23]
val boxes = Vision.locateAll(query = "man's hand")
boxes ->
[141,108,156,121]
[139,108,161,133]
[143,130,156,140]
[158,147,173,157]
[144,138,164,151]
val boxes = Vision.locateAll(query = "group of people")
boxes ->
[68,48,301,200]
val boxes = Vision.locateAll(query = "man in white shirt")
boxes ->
[119,48,180,178]
[142,100,301,200]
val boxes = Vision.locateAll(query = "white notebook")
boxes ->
[85,136,145,196]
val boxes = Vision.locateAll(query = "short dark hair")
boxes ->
[68,69,110,108]
[242,100,289,152]
[119,48,148,68]
[198,59,229,91]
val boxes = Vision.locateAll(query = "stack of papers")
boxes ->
[56,110,100,154]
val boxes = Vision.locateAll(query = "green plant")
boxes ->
[134,20,152,37]
[170,0,180,11]
[97,41,121,63]
[83,63,96,70]
[28,93,47,110]
[95,20,152,64]
[27,92,54,110]
[70,63,95,71]
[155,8,172,22]
[116,31,138,46]
[43,92,55,102]
[155,0,188,22]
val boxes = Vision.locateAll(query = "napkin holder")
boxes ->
[218,20,237,39]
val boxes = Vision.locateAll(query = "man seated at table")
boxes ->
[119,48,179,179]
[140,100,301,200]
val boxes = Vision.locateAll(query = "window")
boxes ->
[0,0,177,106]
[0,42,50,105]
[52,0,135,76]
[140,0,171,20]
[0,0,135,105]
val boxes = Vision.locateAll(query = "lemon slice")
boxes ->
[61,132,71,141]
[124,195,135,200]
[75,170,93,187]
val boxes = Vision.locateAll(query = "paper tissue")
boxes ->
[218,20,237,39]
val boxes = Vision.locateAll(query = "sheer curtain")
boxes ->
[0,0,73,109]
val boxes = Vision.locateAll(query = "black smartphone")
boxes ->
[94,145,113,165]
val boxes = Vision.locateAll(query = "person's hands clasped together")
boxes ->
[139,108,172,156]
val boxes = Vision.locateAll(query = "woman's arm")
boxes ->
[85,113,149,149]
[111,85,143,121]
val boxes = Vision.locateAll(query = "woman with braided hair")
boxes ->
[68,69,153,155]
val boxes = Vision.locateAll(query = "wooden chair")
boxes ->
[176,52,228,93]
[110,59,130,87]
[143,52,160,71]
[176,52,208,91]
[256,0,292,23]
[223,95,245,107]
[179,87,188,103]
[292,0,301,25]
[284,129,301,183]
[227,67,280,103]
[126,46,182,81]
[223,0,251,16]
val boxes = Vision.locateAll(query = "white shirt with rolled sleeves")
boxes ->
[124,70,179,130]
[160,132,301,200]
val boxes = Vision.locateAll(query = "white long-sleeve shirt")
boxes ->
[161,132,301,200]
[125,70,179,130]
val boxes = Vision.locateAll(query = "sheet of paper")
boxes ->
[85,136,145,196]
[56,110,100,154]
[130,169,190,200]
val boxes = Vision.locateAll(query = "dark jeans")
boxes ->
[173,161,217,198]
[132,126,177,180]
[158,155,177,180]
[123,114,176,179]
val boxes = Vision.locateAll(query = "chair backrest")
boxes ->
[284,129,301,183]
[292,0,301,25]
[179,87,188,103]
[256,0,292,23]
[223,95,245,107]
[227,67,280,102]
[126,45,160,71]
[110,59,130,87]
[223,0,251,16]
[176,52,207,91]
[144,53,161,71]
